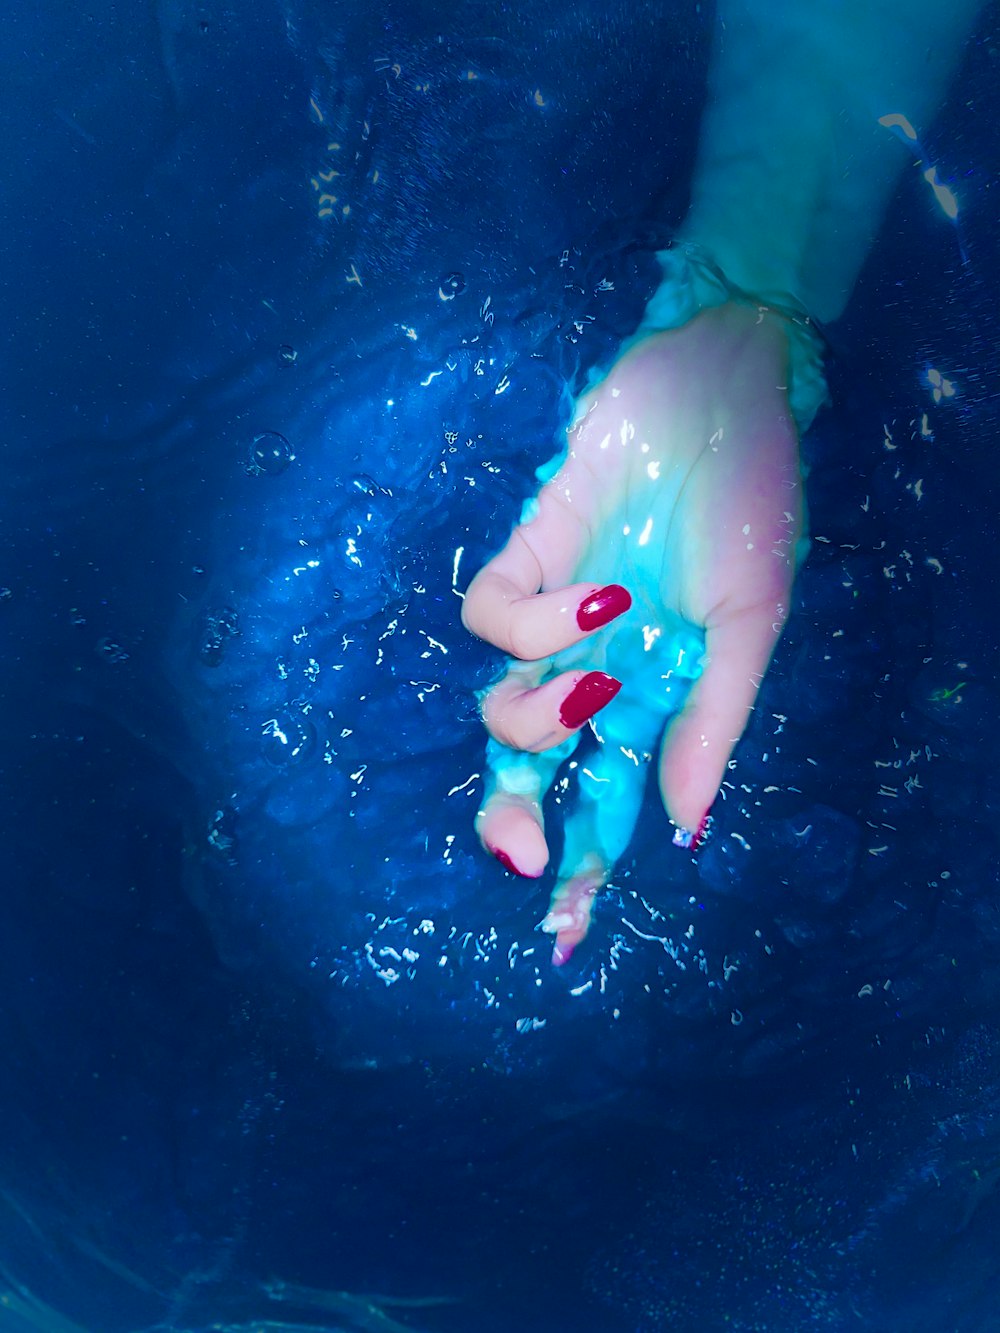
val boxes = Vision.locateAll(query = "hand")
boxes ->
[462,302,804,964]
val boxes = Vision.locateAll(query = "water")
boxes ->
[1,1,999,1329]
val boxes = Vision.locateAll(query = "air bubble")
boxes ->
[246,431,293,477]
[437,272,466,300]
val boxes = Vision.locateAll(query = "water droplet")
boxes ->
[261,710,317,766]
[97,637,129,664]
[207,806,238,863]
[199,606,240,666]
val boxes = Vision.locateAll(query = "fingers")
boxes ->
[658,600,785,836]
[464,566,631,661]
[541,709,655,964]
[482,666,622,752]
[543,860,607,967]
[479,794,550,879]
[477,738,578,878]
[462,471,631,659]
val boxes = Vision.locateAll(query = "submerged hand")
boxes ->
[462,302,804,963]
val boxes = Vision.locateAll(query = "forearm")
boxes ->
[678,0,983,324]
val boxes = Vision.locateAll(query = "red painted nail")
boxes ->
[559,671,622,729]
[487,845,542,878]
[577,583,631,631]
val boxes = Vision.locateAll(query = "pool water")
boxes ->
[1,1,998,1329]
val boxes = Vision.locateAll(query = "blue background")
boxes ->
[1,1,998,1329]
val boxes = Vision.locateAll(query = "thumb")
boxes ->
[658,601,785,838]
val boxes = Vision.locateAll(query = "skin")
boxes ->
[462,301,804,962]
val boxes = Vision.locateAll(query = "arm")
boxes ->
[462,0,984,964]
[678,0,982,324]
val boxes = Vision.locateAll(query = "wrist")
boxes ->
[636,243,829,434]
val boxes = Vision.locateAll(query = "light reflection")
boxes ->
[923,166,959,219]
[926,366,956,403]
[880,111,961,222]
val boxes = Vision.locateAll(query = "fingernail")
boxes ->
[672,812,712,850]
[577,583,631,631]
[559,671,622,729]
[490,846,520,874]
[552,940,573,967]
[487,845,542,878]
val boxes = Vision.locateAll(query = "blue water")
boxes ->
[2,1,999,1330]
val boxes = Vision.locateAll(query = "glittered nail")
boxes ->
[672,813,712,850]
[559,671,622,729]
[577,583,632,631]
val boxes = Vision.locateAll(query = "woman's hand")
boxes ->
[462,302,804,963]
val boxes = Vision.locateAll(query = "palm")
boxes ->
[463,303,803,963]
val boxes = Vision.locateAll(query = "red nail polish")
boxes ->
[577,583,631,631]
[559,671,622,729]
[491,847,521,874]
[487,845,542,878]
